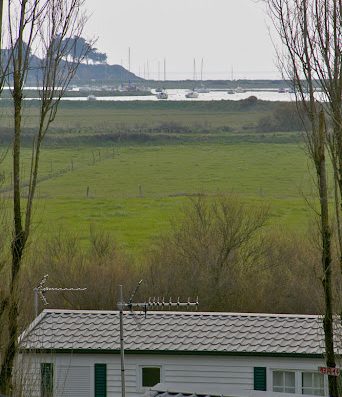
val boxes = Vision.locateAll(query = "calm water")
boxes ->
[61,89,296,102]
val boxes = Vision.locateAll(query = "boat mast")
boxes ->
[164,58,166,81]
[128,47,131,72]
[201,58,204,82]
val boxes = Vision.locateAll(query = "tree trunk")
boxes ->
[318,111,339,397]
[0,73,26,395]
[0,0,87,391]
[0,0,3,51]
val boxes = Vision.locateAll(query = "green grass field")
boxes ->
[0,99,278,143]
[1,142,318,253]
[0,100,319,253]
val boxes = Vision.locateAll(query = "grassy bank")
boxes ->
[0,99,300,146]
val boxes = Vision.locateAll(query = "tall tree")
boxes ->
[90,48,107,64]
[59,34,107,64]
[0,0,89,394]
[265,1,341,396]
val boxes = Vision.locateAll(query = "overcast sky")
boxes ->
[83,0,280,80]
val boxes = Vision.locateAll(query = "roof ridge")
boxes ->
[41,308,322,319]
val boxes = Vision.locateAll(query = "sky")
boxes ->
[83,0,280,81]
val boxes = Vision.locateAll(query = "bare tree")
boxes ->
[0,0,89,393]
[143,196,269,310]
[265,1,341,396]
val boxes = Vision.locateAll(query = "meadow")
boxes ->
[0,99,282,142]
[0,99,317,253]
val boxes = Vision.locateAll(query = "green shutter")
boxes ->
[254,367,267,391]
[41,363,53,397]
[95,364,107,397]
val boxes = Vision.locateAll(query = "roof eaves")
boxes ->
[18,310,48,344]
[19,347,326,359]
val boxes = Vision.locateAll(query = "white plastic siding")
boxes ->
[165,363,253,386]
[56,366,91,397]
[20,353,328,397]
[106,363,137,395]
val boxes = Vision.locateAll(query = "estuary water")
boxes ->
[60,89,295,102]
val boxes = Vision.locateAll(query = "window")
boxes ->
[141,367,161,388]
[95,364,107,397]
[302,372,324,396]
[41,363,53,397]
[273,371,296,393]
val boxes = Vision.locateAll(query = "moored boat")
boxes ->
[185,90,199,99]
[235,86,245,93]
[196,86,210,93]
[157,89,168,100]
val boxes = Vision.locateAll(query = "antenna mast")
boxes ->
[117,281,198,397]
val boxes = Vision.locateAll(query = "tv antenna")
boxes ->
[34,274,87,317]
[117,281,198,397]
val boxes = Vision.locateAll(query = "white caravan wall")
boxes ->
[20,353,328,397]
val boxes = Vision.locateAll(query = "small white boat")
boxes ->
[235,87,245,93]
[157,90,168,100]
[196,88,210,93]
[87,95,97,101]
[196,85,210,93]
[185,90,199,99]
[278,87,286,93]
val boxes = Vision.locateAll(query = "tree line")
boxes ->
[2,195,333,325]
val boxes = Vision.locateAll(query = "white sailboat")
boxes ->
[157,59,168,100]
[185,90,199,99]
[185,59,200,98]
[235,86,246,93]
[196,87,210,94]
[196,58,210,93]
[157,89,168,100]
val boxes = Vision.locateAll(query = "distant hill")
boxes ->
[72,63,142,84]
[0,49,142,85]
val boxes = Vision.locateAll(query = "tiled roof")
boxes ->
[20,310,331,356]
